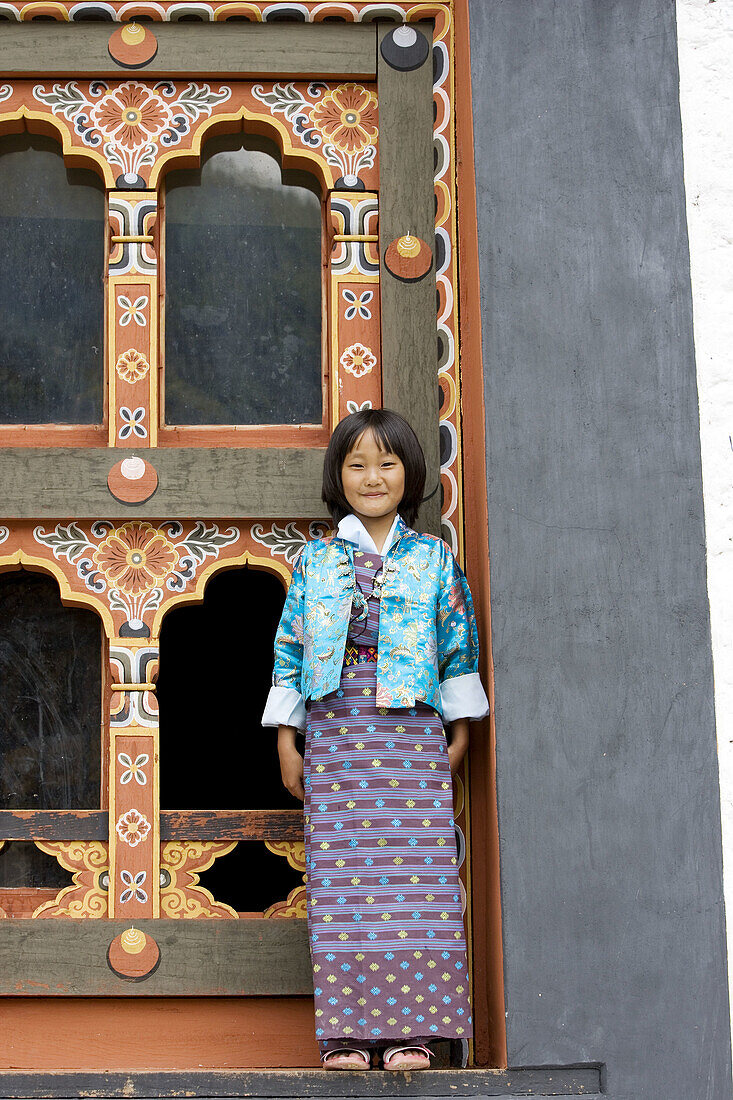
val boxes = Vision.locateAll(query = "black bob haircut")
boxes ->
[322,408,426,528]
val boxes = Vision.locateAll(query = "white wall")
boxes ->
[676,0,733,1038]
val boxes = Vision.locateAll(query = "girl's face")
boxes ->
[341,429,406,525]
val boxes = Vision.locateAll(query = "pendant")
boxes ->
[352,587,369,621]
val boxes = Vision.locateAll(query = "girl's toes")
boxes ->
[322,1048,371,1070]
[382,1044,432,1071]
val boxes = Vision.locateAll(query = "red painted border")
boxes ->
[454,0,508,1069]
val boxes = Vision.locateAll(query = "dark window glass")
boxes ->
[0,572,102,810]
[0,842,73,890]
[197,841,303,917]
[164,135,322,426]
[0,135,104,424]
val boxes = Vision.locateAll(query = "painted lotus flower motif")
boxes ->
[116,808,151,848]
[91,82,171,149]
[116,349,150,383]
[92,522,179,595]
[310,84,378,154]
[340,342,376,378]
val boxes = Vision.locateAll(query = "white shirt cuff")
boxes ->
[440,672,489,723]
[261,686,307,730]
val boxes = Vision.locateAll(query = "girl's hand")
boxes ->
[277,724,305,801]
[446,718,469,776]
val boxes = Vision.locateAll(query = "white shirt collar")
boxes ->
[337,513,401,556]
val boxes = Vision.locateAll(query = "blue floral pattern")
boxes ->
[273,518,481,713]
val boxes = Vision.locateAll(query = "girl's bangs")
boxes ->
[349,421,400,458]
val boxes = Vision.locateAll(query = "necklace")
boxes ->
[340,539,401,622]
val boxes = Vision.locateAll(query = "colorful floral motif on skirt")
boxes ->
[304,553,472,1042]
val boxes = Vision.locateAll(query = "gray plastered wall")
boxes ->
[468,0,732,1096]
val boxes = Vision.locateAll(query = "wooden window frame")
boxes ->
[0,3,508,1070]
[0,19,440,532]
[0,130,108,448]
[0,14,441,989]
[155,161,330,449]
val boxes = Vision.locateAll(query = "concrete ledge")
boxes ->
[0,1066,604,1098]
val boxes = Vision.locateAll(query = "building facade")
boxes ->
[0,1,730,1097]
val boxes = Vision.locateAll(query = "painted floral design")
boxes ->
[346,400,373,415]
[251,520,329,565]
[116,349,150,383]
[311,84,378,154]
[119,869,148,905]
[342,288,373,320]
[116,808,151,848]
[340,342,377,378]
[92,522,179,596]
[32,80,232,185]
[117,294,148,327]
[118,752,149,786]
[252,82,377,187]
[119,405,147,440]
[90,82,171,148]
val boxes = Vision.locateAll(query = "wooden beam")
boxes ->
[0,809,303,842]
[161,809,303,841]
[0,919,311,996]
[0,447,327,520]
[0,23,376,79]
[0,1066,605,1096]
[0,810,106,841]
[377,22,441,536]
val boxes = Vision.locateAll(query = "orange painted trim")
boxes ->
[0,997,320,1070]
[454,0,507,1070]
[157,424,329,447]
[0,425,105,447]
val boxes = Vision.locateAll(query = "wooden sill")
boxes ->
[0,425,105,447]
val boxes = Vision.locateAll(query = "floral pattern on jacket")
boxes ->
[272,517,481,714]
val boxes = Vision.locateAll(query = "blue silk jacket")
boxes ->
[269,517,488,720]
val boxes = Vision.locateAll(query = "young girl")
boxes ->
[262,409,489,1071]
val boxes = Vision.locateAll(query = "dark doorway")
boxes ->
[157,565,303,914]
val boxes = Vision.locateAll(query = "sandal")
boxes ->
[321,1047,371,1071]
[382,1043,433,1071]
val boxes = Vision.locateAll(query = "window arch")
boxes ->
[157,563,302,916]
[0,568,102,900]
[162,132,324,429]
[0,568,103,812]
[0,133,104,428]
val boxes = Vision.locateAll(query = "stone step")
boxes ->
[0,1066,603,1099]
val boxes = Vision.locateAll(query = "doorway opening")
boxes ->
[157,564,303,914]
